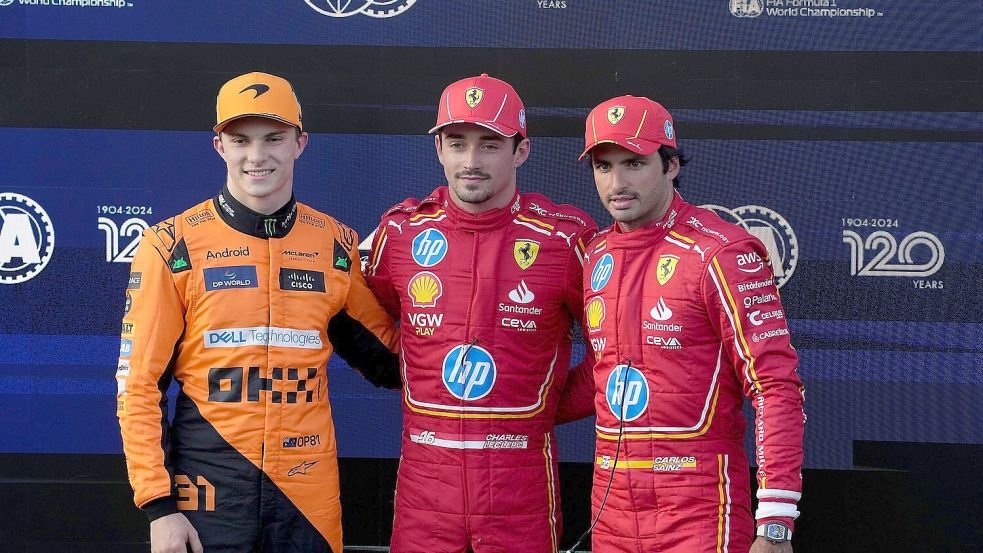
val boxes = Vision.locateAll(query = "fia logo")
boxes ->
[442,344,496,401]
[98,217,149,263]
[606,365,649,422]
[730,0,763,17]
[411,228,448,267]
[0,193,55,284]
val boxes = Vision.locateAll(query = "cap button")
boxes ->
[480,73,489,77]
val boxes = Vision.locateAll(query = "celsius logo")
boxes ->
[0,193,55,284]
[442,344,496,401]
[305,0,417,18]
[701,204,798,289]
[240,84,270,98]
[606,365,649,422]
[730,0,763,17]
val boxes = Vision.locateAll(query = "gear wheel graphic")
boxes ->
[700,203,798,289]
[305,0,417,18]
[0,192,55,284]
[732,205,798,289]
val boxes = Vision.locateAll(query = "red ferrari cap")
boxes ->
[579,95,676,160]
[429,73,527,138]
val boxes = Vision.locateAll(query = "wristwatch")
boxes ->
[756,522,792,543]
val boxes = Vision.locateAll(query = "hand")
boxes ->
[150,512,203,553]
[750,536,793,553]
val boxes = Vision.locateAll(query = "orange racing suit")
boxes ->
[116,187,398,552]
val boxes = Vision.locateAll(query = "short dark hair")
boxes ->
[657,145,689,188]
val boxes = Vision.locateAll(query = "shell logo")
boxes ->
[586,297,605,332]
[408,271,443,308]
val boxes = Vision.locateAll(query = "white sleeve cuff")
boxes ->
[757,488,802,501]
[756,500,800,520]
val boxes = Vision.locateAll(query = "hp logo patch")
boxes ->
[411,228,448,267]
[590,253,614,292]
[606,365,649,422]
[442,344,496,401]
[0,193,55,284]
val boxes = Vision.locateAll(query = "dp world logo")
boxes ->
[0,193,55,285]
[606,365,649,422]
[305,0,417,18]
[730,0,763,17]
[442,344,496,401]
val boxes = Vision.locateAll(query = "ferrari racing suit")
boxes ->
[365,186,596,553]
[564,191,805,552]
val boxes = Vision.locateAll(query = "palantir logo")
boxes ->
[442,344,496,401]
[606,365,649,422]
[305,0,417,18]
[0,193,55,284]
[730,0,763,18]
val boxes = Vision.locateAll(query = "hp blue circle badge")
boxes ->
[590,253,614,292]
[442,344,496,401]
[411,228,448,267]
[605,365,649,422]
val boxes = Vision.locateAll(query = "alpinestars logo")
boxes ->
[305,0,417,18]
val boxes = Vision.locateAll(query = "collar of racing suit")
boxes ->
[605,190,687,248]
[213,185,298,239]
[440,186,521,232]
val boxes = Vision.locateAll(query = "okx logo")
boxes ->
[442,344,496,401]
[0,193,55,284]
[606,365,649,422]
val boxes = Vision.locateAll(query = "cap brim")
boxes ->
[429,120,521,138]
[214,113,302,133]
[578,138,662,160]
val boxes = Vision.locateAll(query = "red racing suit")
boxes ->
[564,192,805,553]
[117,188,399,553]
[365,186,596,553]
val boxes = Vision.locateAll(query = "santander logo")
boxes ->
[508,280,535,304]
[650,297,673,321]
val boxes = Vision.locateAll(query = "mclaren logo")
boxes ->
[240,84,270,98]
[607,106,625,125]
[465,87,484,108]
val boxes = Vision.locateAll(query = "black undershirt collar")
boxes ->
[214,185,297,239]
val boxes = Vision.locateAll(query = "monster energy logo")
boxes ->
[263,218,276,236]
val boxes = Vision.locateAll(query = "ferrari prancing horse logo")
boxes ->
[514,239,540,270]
[465,87,484,108]
[657,254,679,285]
[607,106,626,125]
